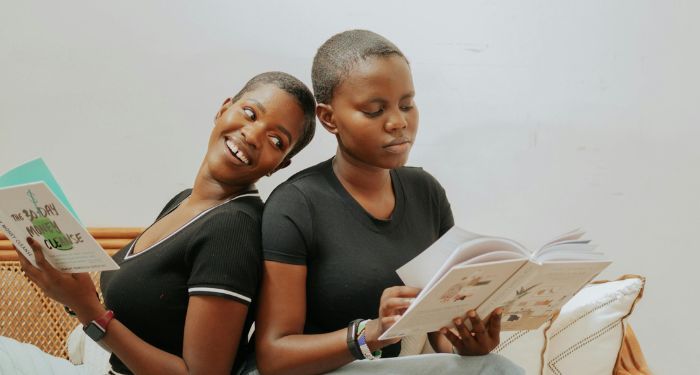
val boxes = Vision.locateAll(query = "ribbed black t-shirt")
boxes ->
[100,189,262,374]
[262,159,454,357]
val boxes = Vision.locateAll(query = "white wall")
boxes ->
[2,1,698,372]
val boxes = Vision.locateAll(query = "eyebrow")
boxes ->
[276,125,293,146]
[366,91,416,104]
[249,99,267,114]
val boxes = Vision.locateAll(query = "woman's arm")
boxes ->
[255,261,418,375]
[99,295,247,375]
[18,238,247,375]
[255,261,352,375]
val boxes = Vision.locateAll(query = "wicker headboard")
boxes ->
[0,228,141,358]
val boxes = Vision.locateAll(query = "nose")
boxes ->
[384,107,408,132]
[240,122,265,149]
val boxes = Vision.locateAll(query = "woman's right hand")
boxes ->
[363,285,421,351]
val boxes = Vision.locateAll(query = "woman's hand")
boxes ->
[15,237,104,322]
[439,308,502,356]
[363,285,421,351]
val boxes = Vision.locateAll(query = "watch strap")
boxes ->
[83,310,115,342]
[94,310,115,330]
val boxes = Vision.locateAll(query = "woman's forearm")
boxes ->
[257,328,355,375]
[99,319,193,375]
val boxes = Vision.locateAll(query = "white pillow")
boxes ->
[494,325,549,375]
[543,276,645,375]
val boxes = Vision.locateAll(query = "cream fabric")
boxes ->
[494,325,550,375]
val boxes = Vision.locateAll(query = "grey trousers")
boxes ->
[243,353,524,375]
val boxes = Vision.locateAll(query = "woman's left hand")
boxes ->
[16,237,104,321]
[439,308,502,356]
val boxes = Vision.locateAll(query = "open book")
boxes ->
[0,159,119,272]
[379,227,610,340]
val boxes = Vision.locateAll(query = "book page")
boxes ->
[396,227,484,288]
[0,182,119,272]
[380,258,527,340]
[398,227,529,292]
[478,260,611,330]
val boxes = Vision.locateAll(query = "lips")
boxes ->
[384,137,411,148]
[225,137,251,165]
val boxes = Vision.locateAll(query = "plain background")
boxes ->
[2,1,698,373]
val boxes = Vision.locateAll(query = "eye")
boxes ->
[363,108,384,118]
[400,104,414,112]
[243,107,256,120]
[269,135,284,150]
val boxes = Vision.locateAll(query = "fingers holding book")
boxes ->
[440,307,502,356]
[14,236,102,322]
[363,286,421,350]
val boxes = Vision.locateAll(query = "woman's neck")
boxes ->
[332,150,392,194]
[333,149,396,220]
[188,161,254,208]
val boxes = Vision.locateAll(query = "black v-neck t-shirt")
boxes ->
[100,189,263,374]
[262,159,454,357]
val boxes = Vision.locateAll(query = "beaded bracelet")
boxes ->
[356,319,382,360]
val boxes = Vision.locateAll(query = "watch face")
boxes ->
[84,323,106,341]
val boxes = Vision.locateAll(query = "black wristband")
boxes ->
[346,319,364,360]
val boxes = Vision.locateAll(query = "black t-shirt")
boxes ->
[262,159,454,357]
[100,189,263,374]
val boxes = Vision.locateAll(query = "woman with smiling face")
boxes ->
[253,32,522,374]
[7,72,316,375]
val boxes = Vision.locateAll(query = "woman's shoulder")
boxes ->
[395,165,443,189]
[269,158,334,198]
[204,193,264,223]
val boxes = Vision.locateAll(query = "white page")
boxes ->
[396,227,484,288]
[478,260,611,330]
[419,237,528,296]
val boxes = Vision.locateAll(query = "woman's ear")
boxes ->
[267,159,291,177]
[277,159,291,171]
[215,97,233,120]
[316,103,338,134]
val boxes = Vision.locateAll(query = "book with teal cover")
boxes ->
[0,158,81,222]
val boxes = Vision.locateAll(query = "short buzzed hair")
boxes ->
[231,71,316,162]
[311,30,408,105]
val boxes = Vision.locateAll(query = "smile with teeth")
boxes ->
[226,139,250,165]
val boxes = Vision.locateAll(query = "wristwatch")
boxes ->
[83,310,115,342]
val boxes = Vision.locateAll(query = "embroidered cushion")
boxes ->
[543,275,645,375]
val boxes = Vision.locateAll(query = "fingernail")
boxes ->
[495,308,503,315]
[404,298,415,304]
[440,328,448,334]
[454,318,462,325]
[468,310,476,318]
[26,237,34,244]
